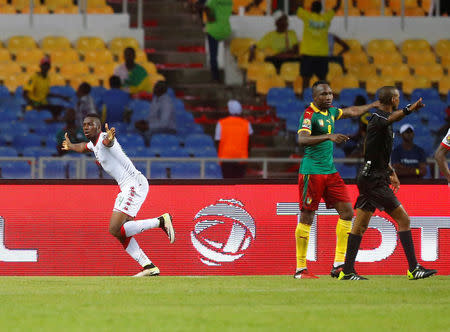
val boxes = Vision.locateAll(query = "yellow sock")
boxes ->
[334,218,352,264]
[295,223,311,270]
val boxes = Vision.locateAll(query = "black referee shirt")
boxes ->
[363,109,394,172]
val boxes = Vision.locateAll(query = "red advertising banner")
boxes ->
[0,183,448,276]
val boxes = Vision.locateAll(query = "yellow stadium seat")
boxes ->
[45,0,73,11]
[356,0,380,10]
[0,4,16,13]
[401,39,431,54]
[372,51,403,68]
[23,63,40,73]
[256,75,285,95]
[15,49,45,66]
[76,36,106,55]
[0,0,8,5]
[87,0,106,7]
[49,73,66,86]
[343,52,369,67]
[53,6,78,13]
[60,62,90,78]
[366,39,397,56]
[83,49,114,66]
[405,7,425,16]
[0,49,11,63]
[41,36,72,53]
[69,74,100,90]
[0,62,22,78]
[87,6,113,14]
[336,6,361,16]
[390,0,419,13]
[344,39,364,53]
[280,62,300,83]
[230,38,256,57]
[348,64,378,82]
[22,5,49,13]
[435,40,450,58]
[421,0,432,12]
[414,64,444,82]
[293,76,304,95]
[109,37,140,57]
[7,36,37,54]
[237,49,266,69]
[12,0,39,11]
[438,76,450,96]
[331,74,359,93]
[232,0,252,14]
[381,64,411,81]
[366,76,396,95]
[50,49,80,67]
[406,51,436,66]
[246,62,277,82]
[441,54,450,68]
[4,73,29,92]
[402,76,430,95]
[140,61,158,75]
[364,7,393,16]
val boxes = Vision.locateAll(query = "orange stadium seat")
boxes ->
[93,62,117,82]
[76,36,106,55]
[3,73,28,92]
[109,37,140,56]
[256,75,285,95]
[0,4,16,13]
[230,38,255,57]
[87,0,106,7]
[405,7,425,15]
[246,62,277,82]
[41,36,72,53]
[53,6,78,13]
[372,51,403,68]
[348,64,378,83]
[343,52,369,67]
[331,74,359,93]
[366,39,397,56]
[381,64,411,82]
[414,64,445,82]
[232,0,251,13]
[336,6,361,16]
[11,0,40,11]
[366,76,395,95]
[87,6,113,14]
[438,76,450,96]
[343,39,364,53]
[420,0,432,12]
[237,49,265,70]
[326,62,344,80]
[0,62,22,80]
[0,49,11,63]
[401,39,431,53]
[50,49,80,67]
[22,5,49,13]
[23,63,40,73]
[48,73,66,86]
[356,0,380,10]
[402,76,431,95]
[45,0,74,11]
[280,62,300,83]
[7,36,37,54]
[15,49,45,66]
[59,62,90,78]
[441,54,450,69]
[364,7,393,16]
[389,0,419,14]
[83,49,114,66]
[0,0,8,5]
[406,51,436,66]
[434,40,450,58]
[69,74,100,90]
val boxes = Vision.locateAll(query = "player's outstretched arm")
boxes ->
[62,133,87,153]
[387,98,425,124]
[340,100,380,119]
[102,123,116,148]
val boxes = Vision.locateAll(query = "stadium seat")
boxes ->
[3,73,29,92]
[109,37,140,57]
[0,48,11,63]
[0,62,22,78]
[87,6,114,14]
[69,75,100,90]
[87,0,106,7]
[381,64,411,82]
[150,162,177,179]
[230,38,256,57]
[21,5,49,13]
[15,49,45,66]
[410,88,440,101]
[205,162,223,179]
[184,134,215,149]
[45,0,75,11]
[339,88,369,103]
[372,51,403,68]
[331,74,359,93]
[42,160,77,179]
[405,7,425,15]
[7,36,37,54]
[60,62,90,79]
[364,7,393,16]
[246,62,277,82]
[93,62,117,83]
[86,161,111,179]
[280,62,300,83]
[349,64,377,84]
[0,161,32,179]
[256,75,285,95]
[407,52,436,66]
[366,76,396,95]
[118,134,146,149]
[0,146,18,157]
[23,146,55,158]
[23,110,53,123]
[335,163,358,179]
[13,133,43,151]
[186,146,217,157]
[41,36,72,53]
[439,76,450,96]
[266,87,296,106]
[83,49,114,67]
[170,163,201,179]
[341,39,363,53]
[159,146,190,158]
[50,49,80,67]
[343,52,368,67]
[11,0,40,11]
[402,76,431,95]
[434,39,450,58]
[414,64,444,83]
[75,36,106,55]
[53,6,78,13]
[0,4,16,13]
[366,39,397,57]
[48,73,66,86]
[150,134,181,149]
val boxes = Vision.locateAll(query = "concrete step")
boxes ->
[146,27,204,40]
[144,14,198,26]
[148,51,206,64]
[160,68,224,84]
[145,38,205,52]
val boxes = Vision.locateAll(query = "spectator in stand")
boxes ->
[74,82,97,126]
[203,0,232,82]
[102,75,132,123]
[56,109,88,156]
[23,56,69,121]
[135,81,176,146]
[328,33,349,72]
[215,100,253,178]
[391,124,427,180]
[249,10,300,73]
[114,47,151,94]
[296,0,341,93]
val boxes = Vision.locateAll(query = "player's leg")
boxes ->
[388,205,437,280]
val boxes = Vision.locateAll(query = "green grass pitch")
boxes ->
[0,276,448,332]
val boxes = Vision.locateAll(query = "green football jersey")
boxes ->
[297,102,343,174]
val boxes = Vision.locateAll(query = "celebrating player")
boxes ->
[434,128,450,185]
[62,113,175,277]
[338,86,437,280]
[295,81,379,279]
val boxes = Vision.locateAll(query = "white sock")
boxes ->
[122,218,160,237]
[334,262,344,268]
[125,237,151,267]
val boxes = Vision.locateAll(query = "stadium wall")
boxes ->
[0,14,144,47]
[0,181,448,276]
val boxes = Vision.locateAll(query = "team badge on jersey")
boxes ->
[302,118,312,130]
[447,135,450,143]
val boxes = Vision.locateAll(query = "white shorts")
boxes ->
[113,173,149,218]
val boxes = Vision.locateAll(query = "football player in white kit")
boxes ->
[62,113,175,276]
[434,128,450,185]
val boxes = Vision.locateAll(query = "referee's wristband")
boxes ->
[402,104,412,115]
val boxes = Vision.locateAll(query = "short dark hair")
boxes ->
[84,113,101,121]
[312,80,329,89]
[109,75,121,89]
[78,82,91,94]
[311,0,322,13]
[378,86,397,105]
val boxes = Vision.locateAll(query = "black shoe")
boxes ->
[330,264,344,278]
[407,264,437,280]
[338,271,368,280]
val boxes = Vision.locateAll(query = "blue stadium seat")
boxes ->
[13,133,43,151]
[335,163,358,179]
[129,99,151,113]
[340,88,369,103]
[22,146,55,158]
[129,147,158,157]
[86,161,112,179]
[176,110,195,124]
[50,86,76,99]
[186,146,217,157]
[267,87,296,106]
[205,162,223,179]
[102,89,131,123]
[150,162,178,179]
[118,134,146,149]
[302,88,313,102]
[0,146,18,157]
[43,160,77,179]
[0,133,15,145]
[184,134,215,149]
[0,85,11,98]
[176,122,204,136]
[150,134,181,149]
[170,163,201,178]
[333,147,346,158]
[285,113,301,132]
[159,146,190,157]
[411,88,440,102]
[109,122,128,135]
[174,98,186,112]
[0,161,32,179]
[0,110,18,122]
[23,110,53,123]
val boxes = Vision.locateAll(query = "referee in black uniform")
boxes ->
[338,86,437,280]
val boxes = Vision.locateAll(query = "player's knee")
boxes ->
[353,223,368,236]
[109,224,122,239]
[341,210,354,221]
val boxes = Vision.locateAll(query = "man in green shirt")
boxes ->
[204,0,232,82]
[294,80,379,279]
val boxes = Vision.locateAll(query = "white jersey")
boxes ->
[86,133,140,188]
[441,128,450,150]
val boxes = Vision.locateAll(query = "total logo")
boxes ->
[190,199,256,266]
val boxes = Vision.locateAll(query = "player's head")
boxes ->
[83,113,102,140]
[378,86,399,109]
[311,1,322,13]
[312,80,333,110]
[123,47,136,64]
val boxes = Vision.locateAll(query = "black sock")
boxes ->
[158,216,164,228]
[143,263,155,270]
[343,233,363,274]
[398,230,418,271]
